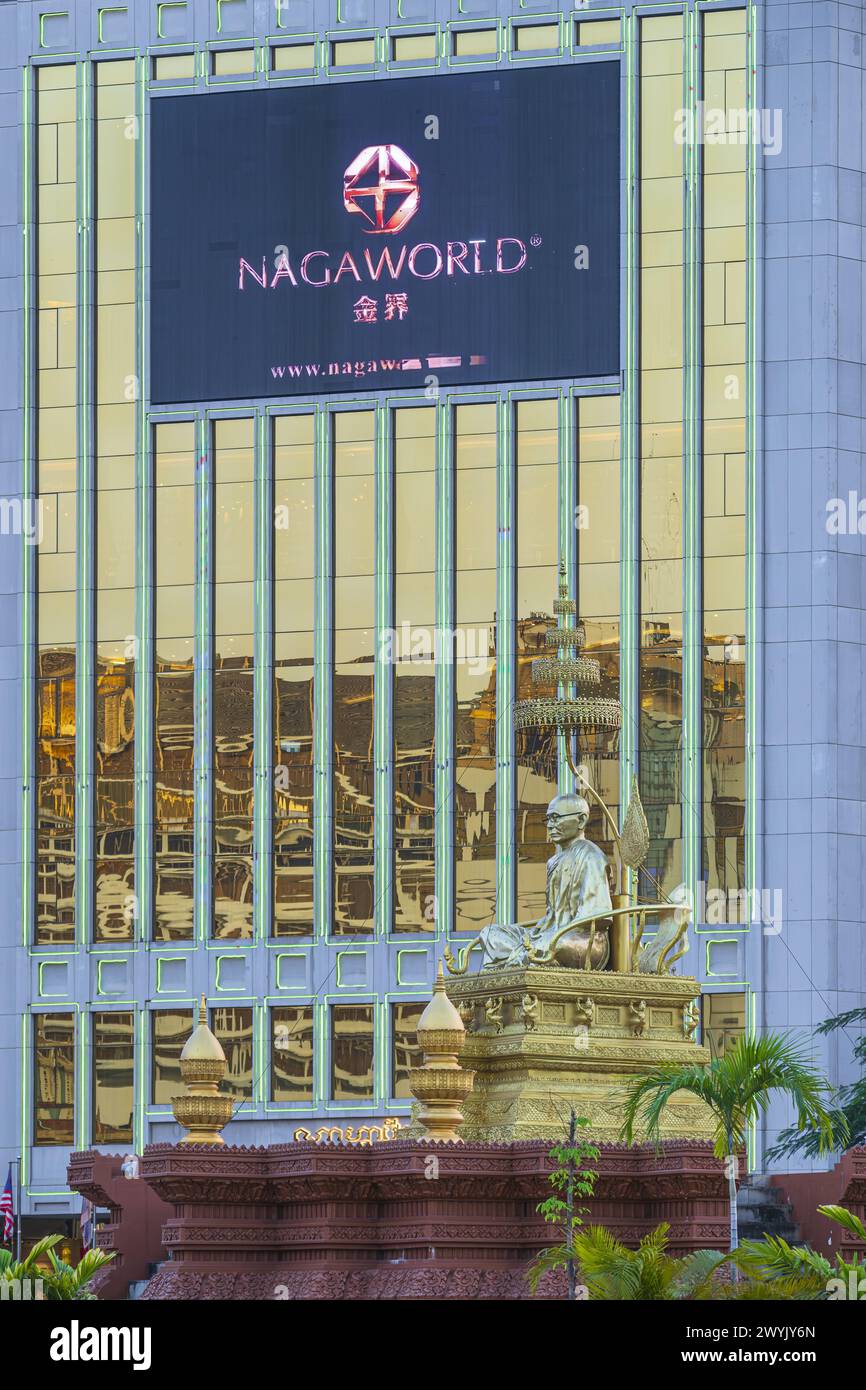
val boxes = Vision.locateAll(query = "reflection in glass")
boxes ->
[577,394,622,860]
[34,1012,75,1145]
[93,1010,134,1143]
[393,408,435,933]
[95,61,136,942]
[214,418,255,939]
[274,415,315,937]
[515,400,559,922]
[330,1004,374,1100]
[702,10,747,910]
[702,991,746,1059]
[271,1005,314,1102]
[36,65,77,944]
[391,1001,424,1098]
[154,424,195,940]
[151,1008,192,1104]
[639,15,684,901]
[454,404,497,932]
[333,412,375,934]
[211,1006,253,1102]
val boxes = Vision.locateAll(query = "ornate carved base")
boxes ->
[443,966,714,1143]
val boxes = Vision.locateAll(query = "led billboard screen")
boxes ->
[150,63,620,403]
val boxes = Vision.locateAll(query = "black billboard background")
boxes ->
[149,63,620,403]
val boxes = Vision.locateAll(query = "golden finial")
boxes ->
[407,959,474,1143]
[172,996,233,1145]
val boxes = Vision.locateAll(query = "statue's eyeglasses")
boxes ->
[545,812,577,824]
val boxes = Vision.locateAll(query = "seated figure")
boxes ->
[478,793,613,970]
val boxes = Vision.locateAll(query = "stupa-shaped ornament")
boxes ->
[407,962,475,1142]
[172,995,234,1145]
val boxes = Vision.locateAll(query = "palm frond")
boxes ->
[670,1247,730,1300]
[732,1235,832,1284]
[817,1204,866,1243]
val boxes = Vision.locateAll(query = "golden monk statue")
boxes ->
[477,794,613,970]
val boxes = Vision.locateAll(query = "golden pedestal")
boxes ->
[444,966,714,1144]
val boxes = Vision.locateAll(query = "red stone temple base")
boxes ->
[65,1152,174,1301]
[91,1139,732,1300]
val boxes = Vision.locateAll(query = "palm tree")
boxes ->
[619,1032,845,1256]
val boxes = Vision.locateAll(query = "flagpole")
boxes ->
[14,1157,21,1262]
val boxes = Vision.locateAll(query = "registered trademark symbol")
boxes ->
[530,234,542,247]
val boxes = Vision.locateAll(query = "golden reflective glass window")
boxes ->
[391,1002,424,1097]
[453,27,497,57]
[34,1012,75,1145]
[272,43,316,72]
[271,1006,314,1101]
[515,399,559,919]
[702,15,747,901]
[392,33,437,62]
[92,1011,134,1143]
[515,22,559,52]
[702,991,746,1059]
[331,38,376,67]
[151,1008,192,1104]
[330,1004,374,1100]
[212,47,255,75]
[153,52,196,80]
[210,1006,253,1102]
[155,425,195,940]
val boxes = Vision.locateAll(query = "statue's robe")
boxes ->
[479,838,612,968]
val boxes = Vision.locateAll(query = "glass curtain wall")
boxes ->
[273,414,315,937]
[35,65,77,943]
[393,407,436,933]
[94,60,137,942]
[638,15,685,901]
[702,10,748,910]
[154,423,195,940]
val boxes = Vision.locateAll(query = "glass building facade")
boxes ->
[2,0,864,1224]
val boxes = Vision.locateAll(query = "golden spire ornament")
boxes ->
[407,962,474,1142]
[172,995,234,1145]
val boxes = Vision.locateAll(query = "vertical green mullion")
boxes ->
[195,415,212,941]
[78,1007,88,1152]
[682,7,701,905]
[254,411,271,943]
[77,61,94,952]
[495,394,514,927]
[620,13,639,826]
[135,57,152,944]
[745,2,758,931]
[436,399,453,943]
[22,66,35,948]
[374,404,392,941]
[314,408,332,941]
[560,390,574,792]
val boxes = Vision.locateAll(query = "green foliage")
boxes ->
[620,1032,842,1160]
[767,1008,866,1162]
[527,1115,599,1294]
[0,1235,114,1301]
[731,1206,866,1296]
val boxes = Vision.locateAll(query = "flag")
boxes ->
[0,1166,13,1243]
[80,1196,93,1253]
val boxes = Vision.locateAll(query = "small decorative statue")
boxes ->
[633,884,692,975]
[630,999,647,1038]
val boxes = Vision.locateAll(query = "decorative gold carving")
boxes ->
[441,967,714,1144]
[575,996,595,1027]
[483,997,504,1034]
[518,994,539,1031]
[629,1000,647,1037]
[684,999,700,1040]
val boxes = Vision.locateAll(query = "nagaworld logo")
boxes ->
[343,144,420,234]
[238,143,537,292]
